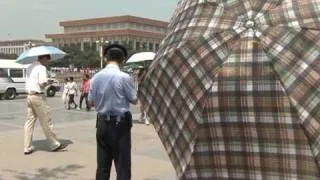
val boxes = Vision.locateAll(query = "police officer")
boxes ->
[88,44,138,180]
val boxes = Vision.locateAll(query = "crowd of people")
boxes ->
[51,67,100,76]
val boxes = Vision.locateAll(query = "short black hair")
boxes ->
[85,74,90,79]
[104,44,128,63]
[38,54,51,60]
[69,77,74,81]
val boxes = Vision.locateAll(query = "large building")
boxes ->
[46,15,169,52]
[0,39,47,55]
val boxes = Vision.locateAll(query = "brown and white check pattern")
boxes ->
[140,0,320,179]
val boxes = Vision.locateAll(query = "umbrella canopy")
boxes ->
[140,0,320,179]
[127,52,155,63]
[122,64,144,73]
[16,46,66,64]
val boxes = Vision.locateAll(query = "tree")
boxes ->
[49,44,100,68]
[49,42,146,68]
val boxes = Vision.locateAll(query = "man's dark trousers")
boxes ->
[79,93,89,110]
[96,113,132,180]
[68,94,77,109]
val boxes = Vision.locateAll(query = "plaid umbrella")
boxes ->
[140,0,320,179]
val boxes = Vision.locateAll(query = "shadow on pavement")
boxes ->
[33,139,73,152]
[3,164,85,180]
[0,95,27,101]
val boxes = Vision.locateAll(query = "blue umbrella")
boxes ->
[16,46,67,64]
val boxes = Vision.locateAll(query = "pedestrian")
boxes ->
[137,68,150,125]
[79,74,91,111]
[89,44,137,180]
[62,77,69,109]
[67,76,78,110]
[24,54,67,155]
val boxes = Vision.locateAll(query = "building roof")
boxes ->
[60,15,169,28]
[46,29,166,40]
[0,39,46,46]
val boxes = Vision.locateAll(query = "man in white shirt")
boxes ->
[66,76,78,110]
[24,54,67,155]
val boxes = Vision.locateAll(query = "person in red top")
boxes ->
[79,74,91,111]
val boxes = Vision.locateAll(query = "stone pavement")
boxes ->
[0,96,176,180]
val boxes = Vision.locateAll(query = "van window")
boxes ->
[0,69,8,77]
[9,69,23,78]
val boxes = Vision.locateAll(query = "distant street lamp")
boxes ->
[96,38,109,69]
[23,41,35,52]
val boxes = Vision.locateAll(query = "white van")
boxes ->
[0,59,28,82]
[0,59,61,99]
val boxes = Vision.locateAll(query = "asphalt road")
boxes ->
[0,94,141,132]
[0,95,95,132]
[0,95,176,180]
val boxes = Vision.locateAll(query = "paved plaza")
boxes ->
[0,95,175,180]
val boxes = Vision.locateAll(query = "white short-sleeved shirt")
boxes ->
[66,81,78,95]
[26,61,48,93]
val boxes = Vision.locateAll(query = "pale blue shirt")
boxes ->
[88,64,137,116]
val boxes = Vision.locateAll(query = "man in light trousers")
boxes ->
[24,54,67,155]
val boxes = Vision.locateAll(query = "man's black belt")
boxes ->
[97,113,127,122]
[97,112,132,128]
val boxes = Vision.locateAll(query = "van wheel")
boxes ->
[5,89,16,100]
[47,87,56,97]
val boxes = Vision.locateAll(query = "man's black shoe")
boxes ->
[52,144,68,152]
[24,150,33,155]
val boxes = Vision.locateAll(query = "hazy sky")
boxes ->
[0,0,178,41]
